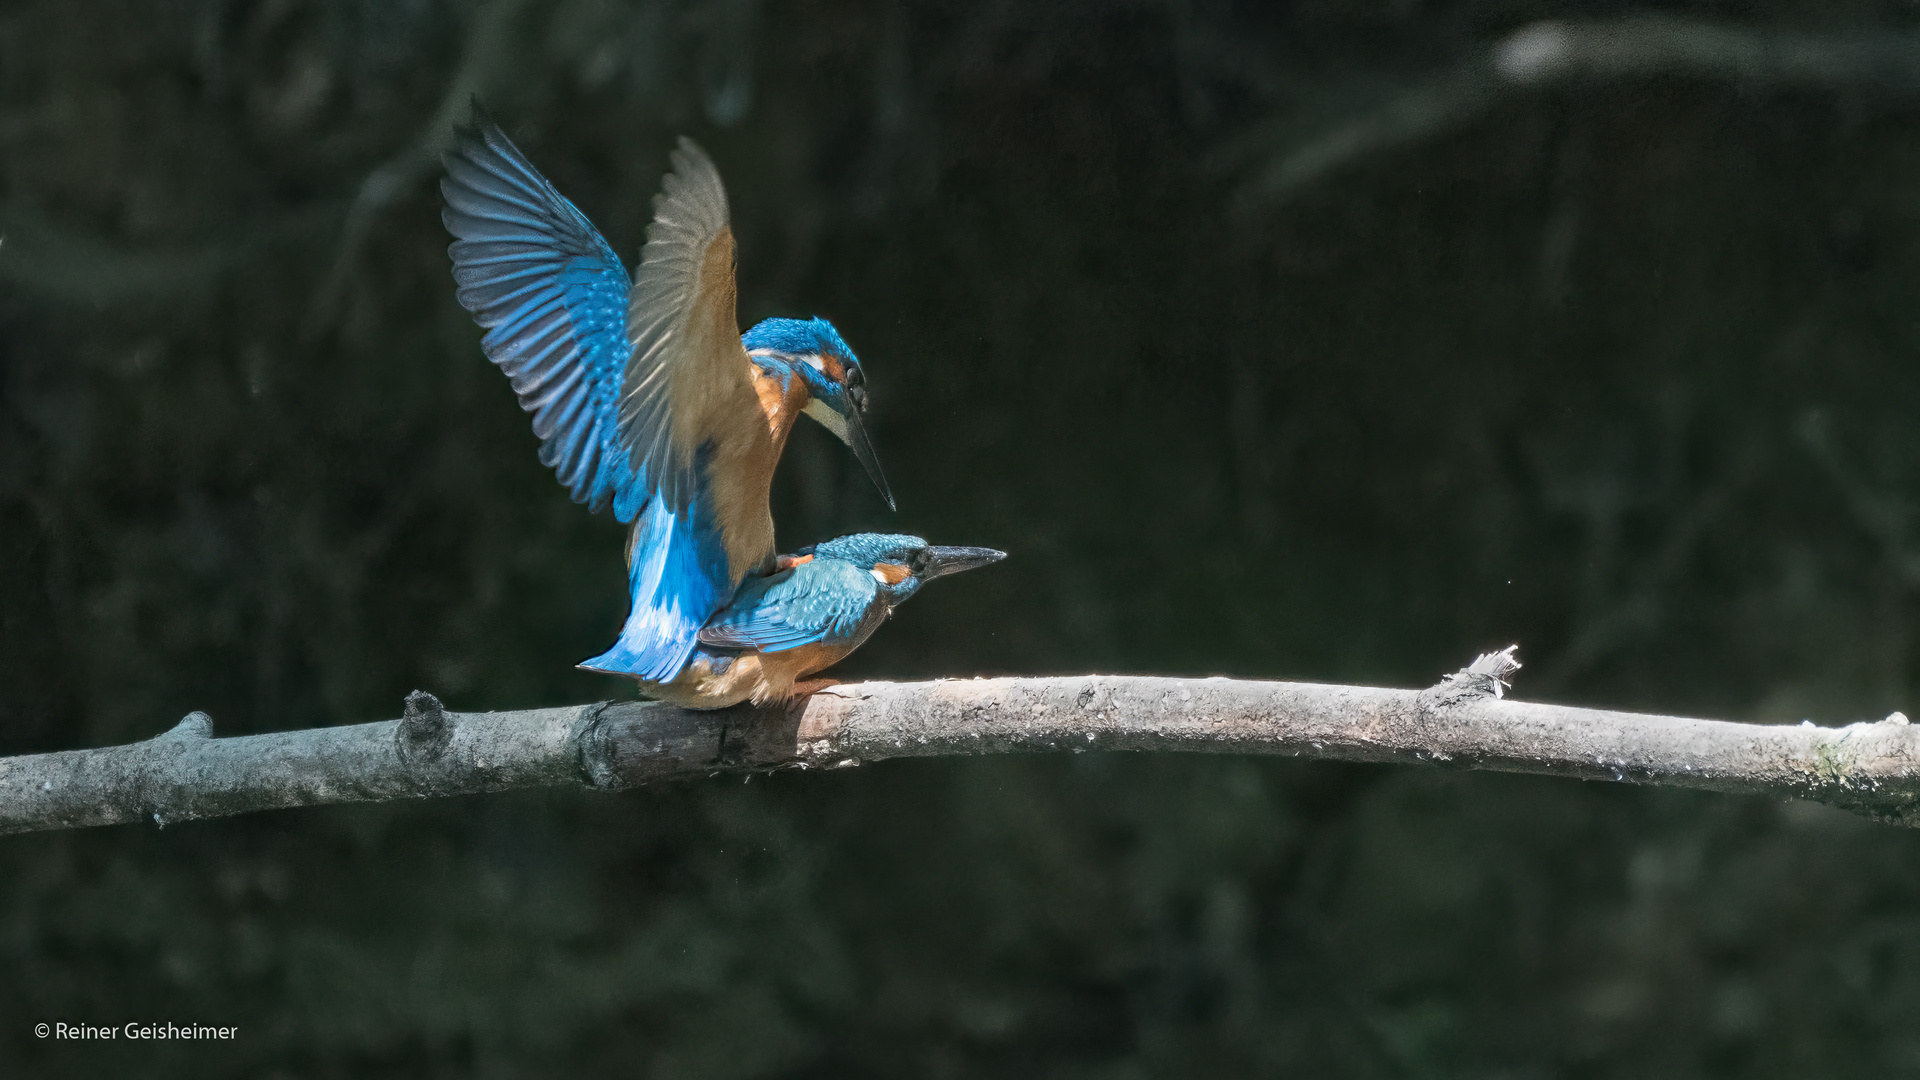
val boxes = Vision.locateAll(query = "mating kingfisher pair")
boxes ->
[440,112,1002,708]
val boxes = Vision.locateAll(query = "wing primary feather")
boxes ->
[441,111,642,522]
[615,137,757,516]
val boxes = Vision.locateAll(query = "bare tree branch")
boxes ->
[4,649,1919,835]
[1492,17,1920,91]
[1231,16,1920,209]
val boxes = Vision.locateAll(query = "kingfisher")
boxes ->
[441,112,893,684]
[643,534,1007,709]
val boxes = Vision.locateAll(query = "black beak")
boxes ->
[843,405,896,511]
[924,546,1007,580]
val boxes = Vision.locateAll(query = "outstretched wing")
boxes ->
[618,138,762,517]
[446,119,774,682]
[441,115,647,522]
[698,559,880,652]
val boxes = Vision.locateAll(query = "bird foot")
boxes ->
[792,677,841,699]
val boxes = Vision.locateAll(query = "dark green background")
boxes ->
[7,1,1920,1075]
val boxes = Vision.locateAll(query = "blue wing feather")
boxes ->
[442,119,644,520]
[697,560,879,653]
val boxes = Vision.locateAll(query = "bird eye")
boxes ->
[910,551,930,573]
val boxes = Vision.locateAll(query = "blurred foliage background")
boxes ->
[8,0,1920,1075]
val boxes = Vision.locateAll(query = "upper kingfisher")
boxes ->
[646,533,1007,709]
[440,111,893,684]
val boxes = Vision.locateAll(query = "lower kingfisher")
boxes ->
[643,534,1006,709]
[440,111,893,684]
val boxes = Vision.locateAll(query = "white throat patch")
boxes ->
[803,396,849,440]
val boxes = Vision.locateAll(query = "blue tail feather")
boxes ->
[579,491,733,682]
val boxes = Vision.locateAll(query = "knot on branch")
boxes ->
[397,690,452,766]
[1421,646,1522,709]
[158,711,214,741]
[572,702,624,791]
[142,712,216,828]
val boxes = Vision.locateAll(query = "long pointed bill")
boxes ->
[841,405,896,511]
[804,394,896,511]
[924,546,1007,580]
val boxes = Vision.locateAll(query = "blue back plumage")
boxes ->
[699,557,882,653]
[579,488,733,681]
[696,534,932,653]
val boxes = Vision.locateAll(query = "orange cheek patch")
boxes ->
[776,553,815,570]
[818,353,847,383]
[874,562,912,585]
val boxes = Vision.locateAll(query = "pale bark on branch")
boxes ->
[3,649,1918,835]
